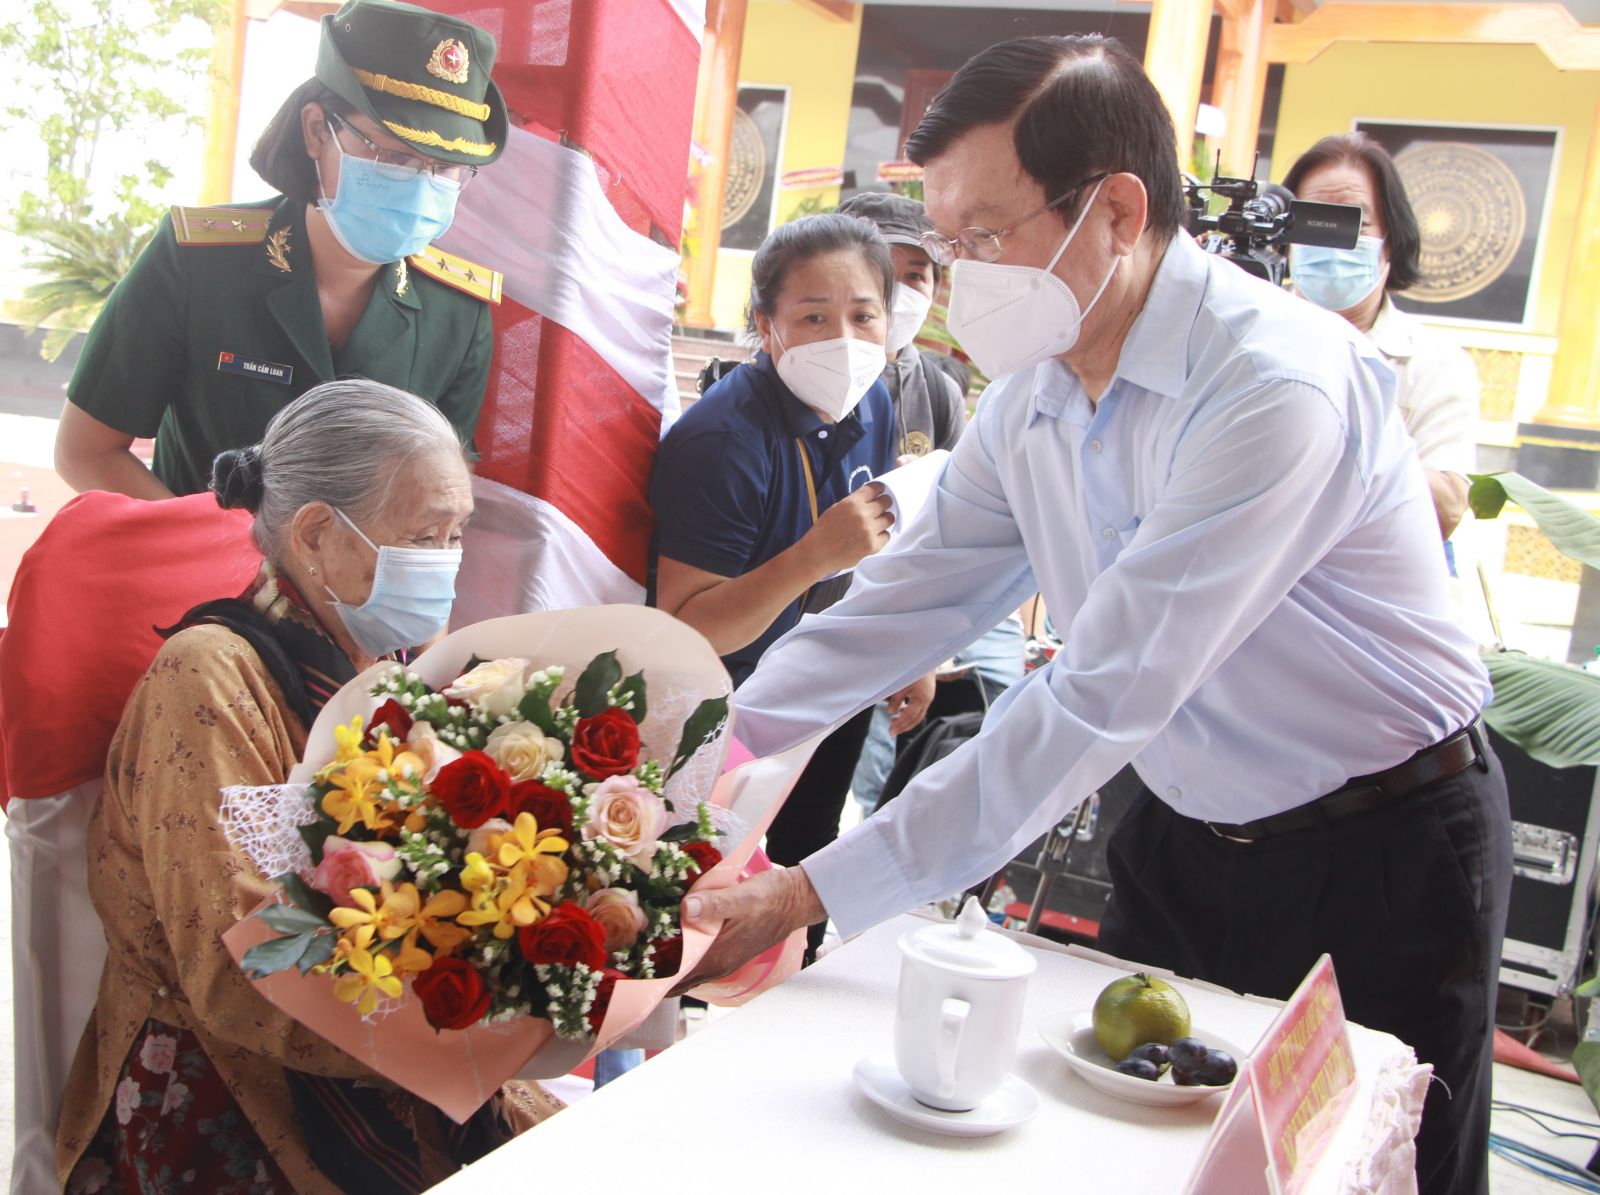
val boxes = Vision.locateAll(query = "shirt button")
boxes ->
[817,429,829,440]
[1090,440,1103,454]
[1166,786,1181,800]
[1102,526,1116,539]
[157,986,170,998]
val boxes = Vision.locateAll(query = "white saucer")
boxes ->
[1040,1012,1242,1108]
[851,1053,1039,1138]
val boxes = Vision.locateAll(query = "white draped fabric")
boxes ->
[440,125,684,435]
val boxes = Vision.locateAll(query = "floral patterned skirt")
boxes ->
[66,1018,293,1195]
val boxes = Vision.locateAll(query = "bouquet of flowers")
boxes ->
[237,644,728,1041]
[220,607,815,1120]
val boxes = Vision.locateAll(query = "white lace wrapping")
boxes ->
[219,784,319,880]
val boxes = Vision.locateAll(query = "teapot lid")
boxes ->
[898,896,1037,980]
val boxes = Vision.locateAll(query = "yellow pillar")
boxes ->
[1145,0,1217,167]
[1210,0,1270,176]
[1536,92,1600,430]
[682,0,749,330]
[199,0,249,205]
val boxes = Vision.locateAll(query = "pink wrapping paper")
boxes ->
[221,607,820,1122]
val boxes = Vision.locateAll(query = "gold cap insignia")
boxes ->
[427,38,469,85]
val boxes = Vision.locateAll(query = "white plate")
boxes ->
[1040,1012,1243,1107]
[852,1053,1040,1138]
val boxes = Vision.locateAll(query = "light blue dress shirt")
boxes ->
[732,233,1491,938]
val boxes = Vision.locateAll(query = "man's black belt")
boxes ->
[1205,720,1487,843]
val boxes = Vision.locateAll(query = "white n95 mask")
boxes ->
[772,330,887,422]
[885,283,934,354]
[946,176,1117,380]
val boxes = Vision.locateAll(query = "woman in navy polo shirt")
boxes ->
[650,213,913,958]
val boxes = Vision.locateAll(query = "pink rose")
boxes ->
[465,818,514,858]
[585,887,648,952]
[311,837,402,907]
[582,776,668,863]
[138,1033,177,1076]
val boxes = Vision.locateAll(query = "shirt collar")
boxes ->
[1365,294,1415,361]
[1111,232,1209,400]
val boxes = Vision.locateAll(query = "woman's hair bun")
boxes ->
[211,445,266,512]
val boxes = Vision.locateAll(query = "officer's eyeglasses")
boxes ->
[327,113,478,189]
[918,173,1109,267]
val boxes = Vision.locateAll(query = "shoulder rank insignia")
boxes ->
[407,245,503,304]
[170,205,273,246]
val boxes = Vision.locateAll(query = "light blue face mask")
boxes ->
[316,124,461,265]
[1291,235,1386,313]
[325,509,462,657]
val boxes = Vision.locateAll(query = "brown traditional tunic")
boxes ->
[57,624,560,1192]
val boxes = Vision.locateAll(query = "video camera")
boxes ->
[1184,158,1363,287]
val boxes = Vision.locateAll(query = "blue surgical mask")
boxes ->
[324,508,462,657]
[1291,235,1386,313]
[316,124,461,264]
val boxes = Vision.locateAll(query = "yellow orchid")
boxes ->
[494,811,569,871]
[370,730,427,792]
[321,759,397,835]
[328,882,421,951]
[460,851,496,894]
[412,889,472,955]
[392,937,435,976]
[456,856,567,939]
[331,947,402,1015]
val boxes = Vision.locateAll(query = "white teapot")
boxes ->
[894,896,1036,1111]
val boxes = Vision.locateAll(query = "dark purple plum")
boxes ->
[1197,1050,1238,1086]
[1115,1058,1162,1081]
[1171,1068,1202,1086]
[1170,1037,1209,1072]
[1128,1043,1171,1068]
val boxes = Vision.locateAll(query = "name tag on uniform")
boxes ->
[217,351,293,385]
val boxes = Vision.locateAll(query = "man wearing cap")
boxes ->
[55,0,508,500]
[837,191,967,461]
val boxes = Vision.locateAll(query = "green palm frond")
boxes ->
[16,214,153,361]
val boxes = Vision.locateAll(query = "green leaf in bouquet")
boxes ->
[462,654,487,674]
[298,820,336,866]
[298,931,338,974]
[258,903,332,936]
[242,931,314,979]
[667,696,730,778]
[575,650,623,717]
[659,823,699,843]
[615,670,648,724]
[275,871,335,919]
[517,687,560,737]
[1483,651,1600,769]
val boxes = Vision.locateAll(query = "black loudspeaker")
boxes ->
[1488,726,1600,995]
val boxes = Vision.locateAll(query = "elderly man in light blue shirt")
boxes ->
[680,34,1509,1195]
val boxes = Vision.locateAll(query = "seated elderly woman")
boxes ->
[56,380,560,1194]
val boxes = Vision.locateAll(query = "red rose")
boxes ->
[569,707,641,780]
[651,934,684,979]
[411,957,492,1031]
[366,698,413,747]
[431,751,511,829]
[683,841,723,885]
[508,780,574,838]
[517,904,608,971]
[588,967,626,1033]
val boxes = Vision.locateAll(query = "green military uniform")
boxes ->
[67,194,500,496]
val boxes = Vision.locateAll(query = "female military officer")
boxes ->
[55,0,506,499]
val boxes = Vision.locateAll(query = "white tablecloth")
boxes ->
[430,913,1422,1195]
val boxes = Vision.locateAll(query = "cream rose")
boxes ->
[582,776,669,863]
[485,721,565,782]
[405,719,461,781]
[465,818,514,858]
[443,657,531,719]
[585,887,648,952]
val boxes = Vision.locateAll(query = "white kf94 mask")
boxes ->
[946,176,1118,380]
[772,329,887,422]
